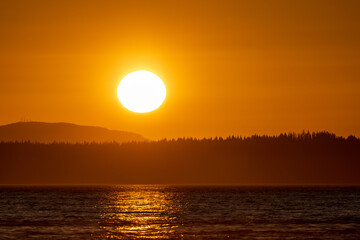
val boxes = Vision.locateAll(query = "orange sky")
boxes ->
[0,0,359,139]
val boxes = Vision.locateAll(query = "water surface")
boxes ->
[0,186,359,239]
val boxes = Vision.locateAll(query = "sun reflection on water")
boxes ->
[94,185,184,239]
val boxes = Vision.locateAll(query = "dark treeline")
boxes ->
[1,131,359,185]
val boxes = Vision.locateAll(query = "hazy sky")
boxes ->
[0,0,359,139]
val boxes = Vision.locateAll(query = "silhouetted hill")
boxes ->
[1,131,359,185]
[0,122,145,143]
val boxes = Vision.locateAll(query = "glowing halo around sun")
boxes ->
[117,70,166,113]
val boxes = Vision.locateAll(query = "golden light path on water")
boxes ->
[94,185,185,239]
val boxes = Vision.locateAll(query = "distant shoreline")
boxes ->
[1,131,359,185]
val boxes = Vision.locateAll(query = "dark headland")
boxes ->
[0,127,359,185]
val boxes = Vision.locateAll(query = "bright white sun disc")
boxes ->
[117,71,166,113]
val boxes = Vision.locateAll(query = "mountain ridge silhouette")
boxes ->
[0,121,145,143]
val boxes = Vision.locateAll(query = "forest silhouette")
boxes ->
[1,131,359,185]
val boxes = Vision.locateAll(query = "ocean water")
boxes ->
[0,186,359,239]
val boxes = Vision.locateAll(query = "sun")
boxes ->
[117,70,166,113]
